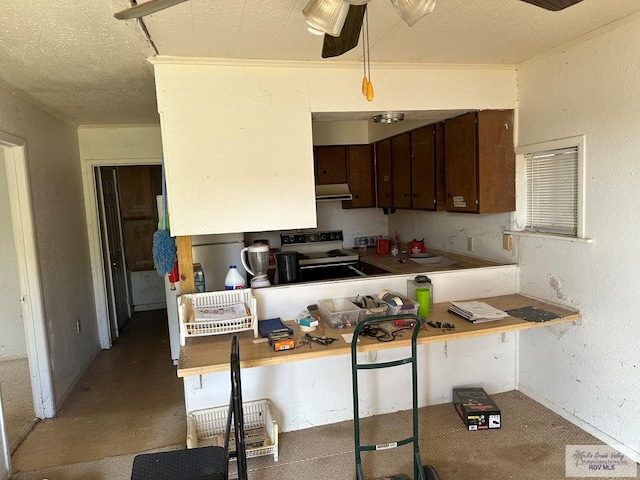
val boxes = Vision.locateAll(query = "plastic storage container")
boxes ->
[350,295,389,322]
[178,289,257,345]
[317,298,361,328]
[187,399,279,461]
[378,290,420,316]
[224,265,246,290]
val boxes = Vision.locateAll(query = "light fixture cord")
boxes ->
[365,7,371,84]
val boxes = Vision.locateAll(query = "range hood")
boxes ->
[315,183,353,202]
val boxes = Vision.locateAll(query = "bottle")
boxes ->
[224,265,246,290]
[410,275,432,318]
[193,263,205,293]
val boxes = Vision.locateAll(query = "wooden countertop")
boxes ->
[177,294,579,378]
[355,248,507,275]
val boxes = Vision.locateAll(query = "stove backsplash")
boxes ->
[244,202,388,250]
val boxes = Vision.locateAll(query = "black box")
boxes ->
[453,387,501,431]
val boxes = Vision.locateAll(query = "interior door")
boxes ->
[98,167,131,339]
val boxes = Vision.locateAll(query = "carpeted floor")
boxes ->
[0,357,37,454]
[12,390,636,480]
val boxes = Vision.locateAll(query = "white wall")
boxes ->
[316,203,388,249]
[516,19,640,459]
[0,148,26,359]
[0,85,100,408]
[390,210,515,264]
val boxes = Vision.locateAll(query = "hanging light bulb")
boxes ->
[344,0,373,4]
[390,0,437,27]
[303,0,350,37]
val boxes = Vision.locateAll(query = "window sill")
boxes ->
[504,230,593,244]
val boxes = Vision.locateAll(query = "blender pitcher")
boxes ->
[240,243,271,288]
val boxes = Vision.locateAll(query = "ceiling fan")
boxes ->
[115,0,584,56]
[114,0,190,20]
[314,0,584,58]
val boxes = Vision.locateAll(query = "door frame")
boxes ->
[81,157,161,348]
[0,132,55,420]
[0,382,8,479]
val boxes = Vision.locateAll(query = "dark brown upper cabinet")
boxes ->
[313,145,348,185]
[410,124,437,211]
[345,144,375,208]
[391,132,412,209]
[375,138,393,209]
[444,110,515,214]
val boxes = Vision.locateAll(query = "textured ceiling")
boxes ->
[1,0,639,125]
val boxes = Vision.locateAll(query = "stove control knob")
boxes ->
[308,234,317,242]
[329,232,336,240]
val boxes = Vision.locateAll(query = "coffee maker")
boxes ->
[274,251,300,284]
[240,243,271,288]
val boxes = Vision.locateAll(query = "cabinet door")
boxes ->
[314,146,348,185]
[410,125,436,210]
[118,166,155,219]
[445,112,478,213]
[391,133,412,209]
[346,144,375,208]
[434,122,447,211]
[477,110,515,213]
[375,139,393,208]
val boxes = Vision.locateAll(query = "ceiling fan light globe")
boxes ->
[390,0,437,27]
[303,0,350,37]
[306,24,326,35]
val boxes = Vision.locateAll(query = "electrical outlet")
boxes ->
[503,234,513,251]
[466,237,473,251]
[76,320,81,334]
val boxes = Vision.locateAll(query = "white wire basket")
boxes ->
[186,399,279,461]
[178,289,258,346]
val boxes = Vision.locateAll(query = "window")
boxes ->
[514,135,587,240]
[525,147,578,236]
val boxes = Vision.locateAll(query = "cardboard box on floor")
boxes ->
[453,387,501,431]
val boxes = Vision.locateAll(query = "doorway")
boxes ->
[83,161,163,348]
[0,133,56,475]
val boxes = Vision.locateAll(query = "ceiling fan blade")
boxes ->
[321,4,367,59]
[114,0,190,20]
[518,0,583,11]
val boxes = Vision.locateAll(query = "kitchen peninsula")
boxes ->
[176,263,581,435]
[178,294,578,378]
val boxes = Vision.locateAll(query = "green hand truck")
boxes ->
[351,314,441,480]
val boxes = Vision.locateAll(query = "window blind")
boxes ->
[525,147,578,236]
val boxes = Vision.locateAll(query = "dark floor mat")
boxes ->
[506,306,561,322]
